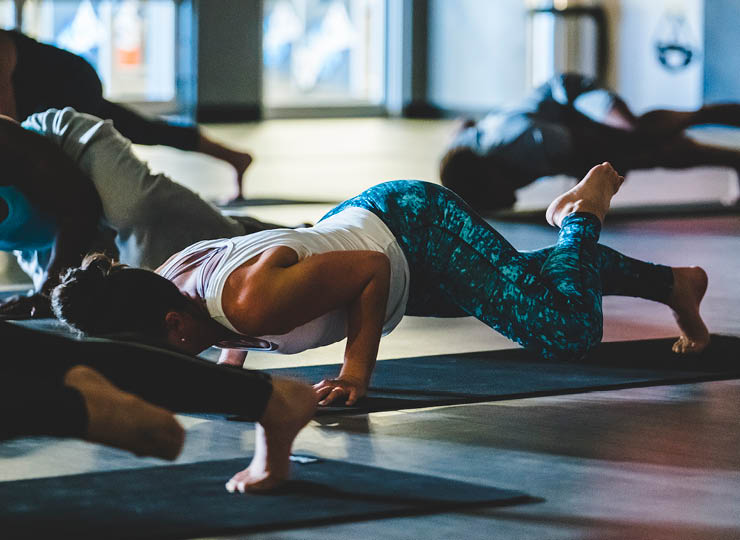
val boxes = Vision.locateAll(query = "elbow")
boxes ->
[372,252,391,296]
[368,251,391,280]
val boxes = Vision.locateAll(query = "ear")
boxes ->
[164,310,186,336]
[163,310,192,351]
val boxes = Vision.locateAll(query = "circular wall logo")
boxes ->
[654,13,698,72]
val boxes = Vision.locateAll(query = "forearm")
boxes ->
[217,349,248,367]
[339,257,391,387]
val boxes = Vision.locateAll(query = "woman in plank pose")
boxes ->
[52,163,709,411]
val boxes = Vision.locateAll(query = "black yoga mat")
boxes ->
[9,318,740,416]
[487,201,740,223]
[266,335,740,415]
[0,457,530,539]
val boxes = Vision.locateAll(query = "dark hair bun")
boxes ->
[52,253,124,334]
[82,252,118,276]
[51,252,189,340]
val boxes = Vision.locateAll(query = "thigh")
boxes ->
[0,321,273,420]
[0,321,81,376]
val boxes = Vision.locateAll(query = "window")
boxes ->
[19,0,176,103]
[263,0,385,108]
[0,1,15,28]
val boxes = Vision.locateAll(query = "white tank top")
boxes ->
[157,207,410,354]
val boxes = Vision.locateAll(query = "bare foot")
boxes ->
[197,133,252,201]
[216,153,253,204]
[225,377,317,493]
[228,152,253,201]
[668,266,710,354]
[225,424,291,493]
[64,366,185,460]
[546,162,625,227]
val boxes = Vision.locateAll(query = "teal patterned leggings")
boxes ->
[322,181,674,361]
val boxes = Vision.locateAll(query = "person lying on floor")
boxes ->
[0,321,316,492]
[0,29,251,201]
[0,107,286,319]
[52,164,710,409]
[441,72,740,211]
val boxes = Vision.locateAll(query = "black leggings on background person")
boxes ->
[10,30,198,151]
[1,320,317,491]
[441,73,740,211]
[2,30,253,200]
[0,321,274,443]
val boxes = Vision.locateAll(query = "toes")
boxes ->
[226,471,250,493]
[672,335,707,355]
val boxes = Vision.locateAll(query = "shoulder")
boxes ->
[219,246,300,332]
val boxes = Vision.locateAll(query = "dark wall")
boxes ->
[704,0,740,102]
[195,0,262,121]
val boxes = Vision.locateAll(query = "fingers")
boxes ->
[319,386,346,407]
[312,378,364,407]
[313,382,334,401]
[313,379,347,406]
[345,386,358,406]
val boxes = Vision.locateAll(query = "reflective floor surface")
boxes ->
[2,118,739,539]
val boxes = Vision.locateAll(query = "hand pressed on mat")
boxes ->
[313,375,367,407]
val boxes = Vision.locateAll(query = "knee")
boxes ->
[543,312,603,361]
